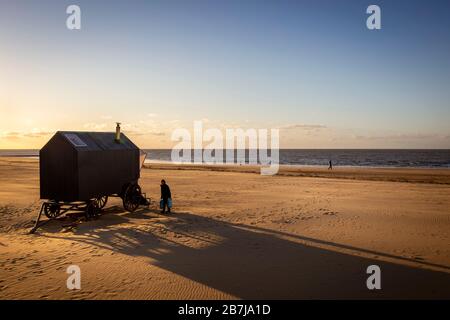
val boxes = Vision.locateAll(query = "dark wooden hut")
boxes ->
[40,131,142,202]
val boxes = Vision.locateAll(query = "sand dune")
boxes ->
[0,157,449,299]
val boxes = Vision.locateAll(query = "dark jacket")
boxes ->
[161,184,171,200]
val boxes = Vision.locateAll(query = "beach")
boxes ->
[0,157,449,299]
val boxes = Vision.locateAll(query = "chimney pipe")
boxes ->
[115,122,121,143]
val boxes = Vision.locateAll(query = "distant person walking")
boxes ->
[328,160,333,170]
[160,179,172,213]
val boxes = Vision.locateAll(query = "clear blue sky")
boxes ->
[1,0,449,148]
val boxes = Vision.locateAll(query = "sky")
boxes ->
[0,0,449,149]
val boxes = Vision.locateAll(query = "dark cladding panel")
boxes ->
[77,148,140,200]
[40,134,78,201]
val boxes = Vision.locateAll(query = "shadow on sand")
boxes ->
[39,207,450,299]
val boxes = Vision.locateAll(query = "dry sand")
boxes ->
[0,157,449,299]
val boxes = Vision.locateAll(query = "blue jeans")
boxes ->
[161,198,170,213]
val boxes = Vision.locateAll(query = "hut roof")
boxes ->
[47,131,138,151]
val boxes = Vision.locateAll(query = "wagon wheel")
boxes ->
[44,203,60,219]
[122,183,141,213]
[85,200,100,219]
[96,196,108,209]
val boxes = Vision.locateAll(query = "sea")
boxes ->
[1,149,449,168]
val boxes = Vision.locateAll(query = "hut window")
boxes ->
[64,133,87,147]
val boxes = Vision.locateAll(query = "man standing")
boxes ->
[160,179,172,213]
